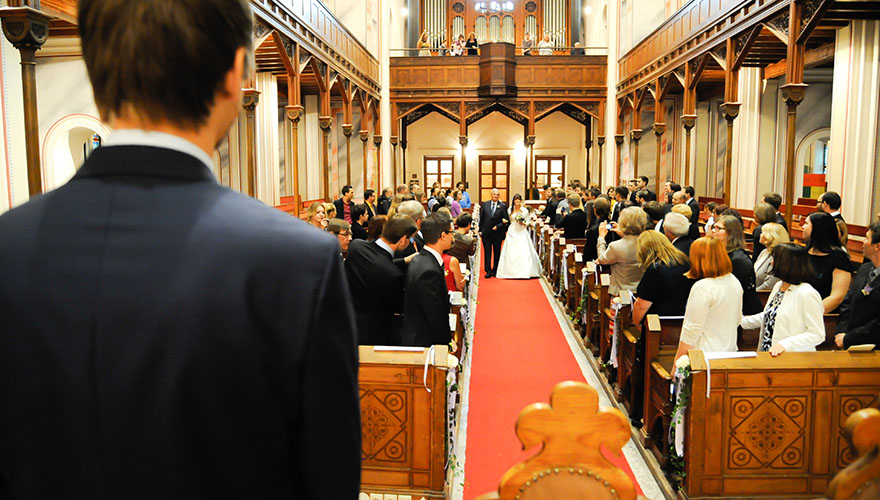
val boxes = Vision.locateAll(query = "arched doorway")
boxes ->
[41,114,112,192]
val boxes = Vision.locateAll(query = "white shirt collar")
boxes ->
[654,219,663,231]
[376,238,394,257]
[423,245,444,266]
[103,129,214,171]
[830,210,840,217]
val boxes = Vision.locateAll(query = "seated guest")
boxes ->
[818,191,844,222]
[643,201,665,231]
[703,201,718,235]
[402,214,456,347]
[663,212,694,257]
[596,207,648,295]
[754,222,789,290]
[675,237,743,362]
[427,187,441,211]
[306,201,326,230]
[327,219,352,256]
[632,230,694,325]
[671,203,700,240]
[741,244,825,356]
[835,221,880,349]
[558,193,588,239]
[324,202,337,221]
[350,204,368,240]
[447,212,477,262]
[803,212,852,313]
[333,185,354,223]
[395,200,427,258]
[584,197,611,261]
[750,202,778,263]
[344,214,418,345]
[711,215,763,314]
[449,190,463,218]
[367,215,387,241]
[762,192,787,229]
[377,187,393,214]
[442,251,465,292]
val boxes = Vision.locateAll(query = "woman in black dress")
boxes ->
[583,197,610,261]
[711,215,763,314]
[803,211,852,313]
[631,230,694,325]
[465,32,479,55]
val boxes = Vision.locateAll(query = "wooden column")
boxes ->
[781,0,808,231]
[341,82,353,187]
[682,58,699,187]
[0,6,50,196]
[597,100,606,189]
[585,137,592,186]
[527,135,536,195]
[528,101,536,194]
[242,89,260,198]
[358,90,372,191]
[631,89,644,181]
[720,37,740,207]
[652,77,671,195]
[459,101,468,185]
[373,103,382,189]
[286,105,303,216]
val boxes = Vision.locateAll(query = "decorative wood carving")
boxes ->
[768,9,791,39]
[827,408,880,500]
[466,101,528,126]
[254,20,270,39]
[435,102,462,117]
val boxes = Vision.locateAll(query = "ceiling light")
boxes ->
[584,6,593,15]
[400,7,409,16]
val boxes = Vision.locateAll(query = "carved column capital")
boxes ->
[285,104,303,123]
[359,130,369,142]
[720,102,741,123]
[459,135,468,146]
[0,6,50,51]
[242,89,260,109]
[527,135,536,146]
[373,135,383,147]
[681,114,697,131]
[318,116,332,133]
[614,134,624,146]
[630,129,643,142]
[389,136,399,146]
[585,139,593,149]
[342,124,353,137]
[780,83,808,106]
[652,123,666,136]
[597,136,606,147]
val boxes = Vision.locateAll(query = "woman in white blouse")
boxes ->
[675,237,743,362]
[596,206,647,295]
[753,222,789,290]
[741,244,825,356]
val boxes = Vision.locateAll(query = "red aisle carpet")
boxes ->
[463,276,643,499]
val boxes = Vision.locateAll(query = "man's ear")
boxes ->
[225,47,248,97]
[396,235,410,249]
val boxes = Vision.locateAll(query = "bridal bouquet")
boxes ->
[514,212,527,224]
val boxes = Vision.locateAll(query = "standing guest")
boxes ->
[753,222,790,290]
[306,201,327,230]
[397,184,409,195]
[611,186,629,222]
[684,186,700,226]
[596,207,647,295]
[762,192,787,229]
[818,191,844,222]
[643,201,665,230]
[803,212,852,313]
[367,214,387,241]
[703,201,718,235]
[395,200,427,258]
[427,187,442,211]
[452,34,465,56]
[479,189,510,278]
[450,189,463,217]
[541,184,553,200]
[387,193,406,217]
[431,196,448,213]
[671,203,700,240]
[345,214,418,345]
[327,219,353,256]
[570,41,586,55]
[630,176,648,203]
[555,188,571,221]
[741,244,824,356]
[835,221,880,349]
[674,238,743,363]
[324,202,337,221]
[0,0,360,496]
[465,32,479,55]
[537,33,554,55]
[711,215,763,314]
[750,202,778,263]
[632,230,693,325]
[417,31,430,56]
[377,187,393,214]
[541,188,560,222]
[403,214,455,347]
[663,212,694,257]
[584,198,611,261]
[522,32,534,55]
[447,212,477,262]
[558,193,588,239]
[364,189,377,219]
[457,181,472,209]
[350,204,368,240]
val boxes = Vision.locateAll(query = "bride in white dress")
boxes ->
[496,194,542,279]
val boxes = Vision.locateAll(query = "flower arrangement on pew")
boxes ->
[668,355,692,490]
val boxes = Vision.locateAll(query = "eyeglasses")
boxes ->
[338,231,351,237]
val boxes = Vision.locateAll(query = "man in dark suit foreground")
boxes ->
[0,1,360,497]
[557,193,588,239]
[402,213,455,347]
[479,188,509,278]
[345,214,418,345]
[835,222,880,349]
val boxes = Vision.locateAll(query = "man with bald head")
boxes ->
[479,189,509,278]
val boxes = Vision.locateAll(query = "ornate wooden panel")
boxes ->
[358,346,449,499]
[684,351,880,499]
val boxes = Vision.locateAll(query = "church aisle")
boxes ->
[462,276,652,499]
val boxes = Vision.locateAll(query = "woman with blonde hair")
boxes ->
[753,222,789,290]
[417,31,430,56]
[675,237,742,363]
[465,32,479,55]
[631,230,694,326]
[750,202,778,262]
[596,206,647,295]
[387,193,406,218]
[306,202,326,230]
[323,202,337,221]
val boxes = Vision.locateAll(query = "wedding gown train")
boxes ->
[495,207,542,279]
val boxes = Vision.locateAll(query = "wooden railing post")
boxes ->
[319,116,332,200]
[242,89,261,198]
[285,104,303,217]
[781,0,808,232]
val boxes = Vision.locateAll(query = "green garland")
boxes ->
[668,365,692,490]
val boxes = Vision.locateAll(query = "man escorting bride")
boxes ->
[495,193,542,279]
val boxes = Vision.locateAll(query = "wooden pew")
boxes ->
[682,350,880,500]
[584,267,609,356]
[563,239,587,313]
[358,345,455,500]
[475,381,644,500]
[616,298,645,426]
[641,314,683,467]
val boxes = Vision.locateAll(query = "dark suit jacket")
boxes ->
[837,262,880,349]
[351,221,368,240]
[479,201,509,236]
[0,146,361,498]
[365,202,376,219]
[558,209,588,239]
[685,198,700,226]
[673,235,695,258]
[611,201,623,222]
[730,248,763,315]
[377,195,391,215]
[333,198,352,222]
[345,239,405,345]
[540,199,558,224]
[402,249,451,347]
[775,212,788,230]
[394,231,426,259]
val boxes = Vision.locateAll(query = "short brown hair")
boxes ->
[769,244,814,285]
[719,215,745,252]
[79,0,253,128]
[381,214,417,242]
[687,237,732,279]
[754,202,777,225]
